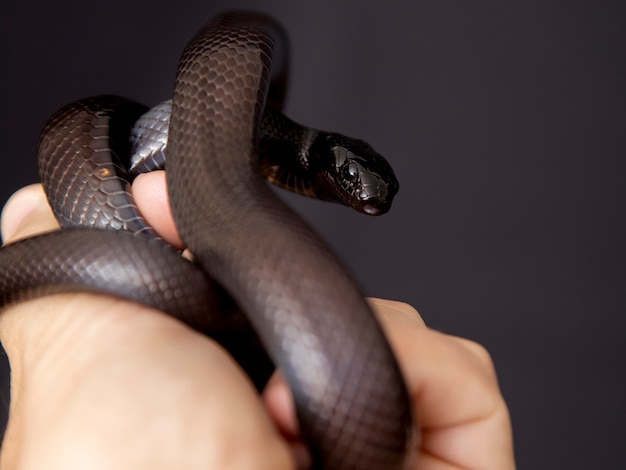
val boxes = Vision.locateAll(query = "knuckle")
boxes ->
[458,338,499,381]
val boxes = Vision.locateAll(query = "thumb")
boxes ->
[1,184,59,244]
[132,171,185,248]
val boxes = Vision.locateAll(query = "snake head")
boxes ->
[310,133,400,215]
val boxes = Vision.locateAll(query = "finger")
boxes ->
[1,184,59,244]
[373,301,514,469]
[414,333,513,469]
[367,297,426,328]
[263,372,312,468]
[132,171,185,249]
[1,177,183,248]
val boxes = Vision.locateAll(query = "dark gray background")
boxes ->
[1,1,625,468]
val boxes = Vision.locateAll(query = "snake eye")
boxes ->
[342,163,359,182]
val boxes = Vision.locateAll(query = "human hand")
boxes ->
[0,176,515,469]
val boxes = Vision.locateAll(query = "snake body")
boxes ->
[130,100,399,215]
[0,11,413,468]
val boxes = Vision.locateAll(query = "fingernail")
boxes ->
[1,185,46,243]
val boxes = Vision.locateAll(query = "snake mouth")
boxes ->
[362,204,383,216]
[357,196,394,216]
[355,179,394,216]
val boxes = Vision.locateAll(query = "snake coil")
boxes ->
[0,11,414,469]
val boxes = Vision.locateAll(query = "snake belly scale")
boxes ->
[0,11,413,469]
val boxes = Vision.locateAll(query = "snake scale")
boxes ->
[0,11,414,469]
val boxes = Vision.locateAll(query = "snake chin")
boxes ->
[353,194,394,216]
[363,204,383,216]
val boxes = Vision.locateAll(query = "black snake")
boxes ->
[0,11,414,469]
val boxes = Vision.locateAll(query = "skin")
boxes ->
[0,174,515,469]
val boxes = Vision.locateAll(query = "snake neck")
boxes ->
[259,107,321,198]
[129,100,398,216]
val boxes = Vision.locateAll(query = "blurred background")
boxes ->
[1,1,624,467]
